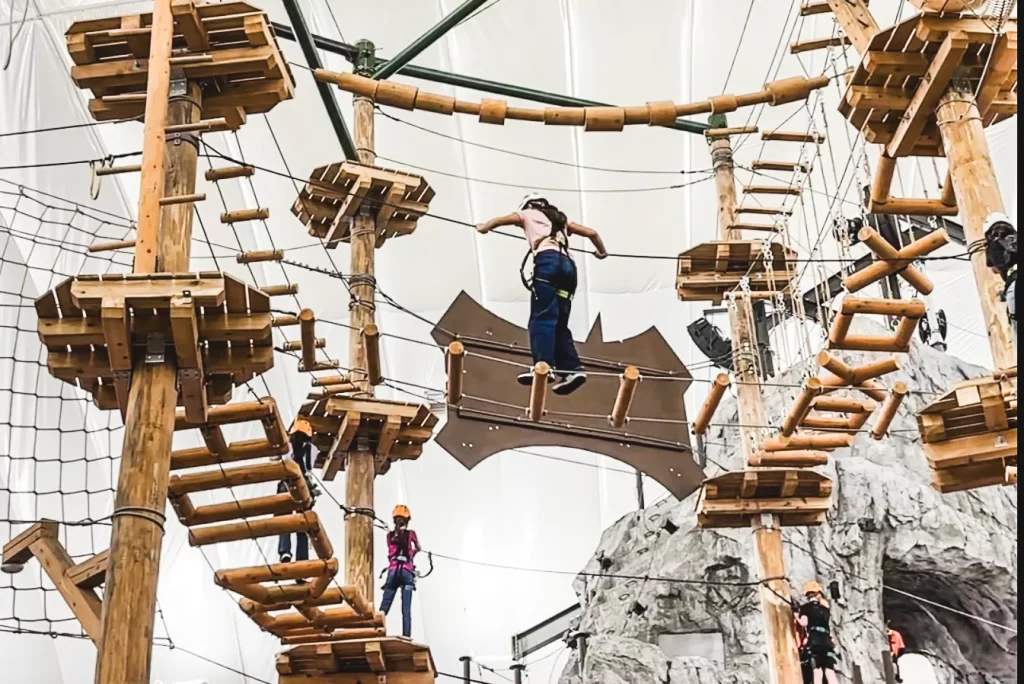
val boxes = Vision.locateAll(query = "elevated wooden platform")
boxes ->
[917,369,1017,493]
[300,396,437,480]
[676,240,796,303]
[293,161,434,248]
[697,469,833,528]
[35,272,273,419]
[839,14,1018,157]
[277,636,436,683]
[67,1,295,125]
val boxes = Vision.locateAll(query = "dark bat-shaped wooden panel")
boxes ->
[430,292,704,500]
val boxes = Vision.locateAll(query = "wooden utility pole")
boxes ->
[935,76,1016,369]
[708,116,802,684]
[345,38,378,604]
[94,30,203,684]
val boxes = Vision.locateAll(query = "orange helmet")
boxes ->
[803,580,824,596]
[392,504,411,520]
[291,418,313,437]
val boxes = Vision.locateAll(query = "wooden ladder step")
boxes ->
[205,165,255,182]
[790,36,851,54]
[65,549,109,589]
[237,249,284,264]
[737,206,794,216]
[189,511,320,547]
[743,185,803,196]
[762,130,826,144]
[799,1,832,15]
[728,223,779,232]
[158,192,206,206]
[262,283,298,297]
[752,160,811,173]
[221,208,270,224]
[175,493,302,527]
[88,239,136,253]
[169,460,300,497]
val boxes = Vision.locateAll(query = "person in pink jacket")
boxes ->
[380,505,420,637]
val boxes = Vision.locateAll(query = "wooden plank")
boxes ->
[323,411,361,481]
[887,31,969,158]
[740,471,758,498]
[365,642,386,673]
[780,471,800,498]
[325,176,372,244]
[375,182,406,232]
[977,31,1018,118]
[100,300,131,371]
[66,549,110,589]
[2,520,58,566]
[29,536,103,642]
[824,0,878,54]
[326,397,422,420]
[170,0,209,51]
[376,415,401,458]
[925,428,1016,469]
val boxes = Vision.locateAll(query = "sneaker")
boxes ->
[279,553,292,564]
[552,372,586,396]
[295,578,307,585]
[517,370,563,385]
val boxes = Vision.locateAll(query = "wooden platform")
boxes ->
[697,469,833,528]
[839,14,1018,157]
[676,240,797,304]
[292,161,434,248]
[917,369,1017,493]
[300,396,438,480]
[35,272,273,418]
[277,636,436,683]
[66,1,295,125]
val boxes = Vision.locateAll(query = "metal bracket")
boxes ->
[167,132,200,150]
[145,332,166,364]
[170,72,188,97]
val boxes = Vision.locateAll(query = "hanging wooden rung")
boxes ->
[761,130,826,144]
[166,118,229,134]
[363,325,382,385]
[752,160,811,173]
[748,449,829,467]
[782,378,823,437]
[307,383,358,400]
[158,192,206,206]
[737,206,793,216]
[88,239,136,253]
[188,511,320,547]
[609,366,640,429]
[800,2,832,16]
[172,493,299,527]
[529,362,549,422]
[842,297,926,319]
[728,223,779,233]
[262,284,298,297]
[447,341,465,405]
[221,208,270,224]
[705,126,759,138]
[790,36,851,54]
[168,460,303,497]
[95,164,142,176]
[298,360,341,372]
[236,249,283,264]
[813,396,877,414]
[273,315,299,327]
[312,374,350,387]
[168,53,214,65]
[298,309,318,371]
[761,432,853,452]
[743,185,803,196]
[870,382,907,440]
[205,165,256,182]
[284,338,326,353]
[693,373,730,435]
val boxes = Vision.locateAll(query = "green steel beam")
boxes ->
[372,0,491,81]
[271,23,709,134]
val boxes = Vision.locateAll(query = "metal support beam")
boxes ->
[271,23,709,134]
[278,0,358,160]
[372,0,490,81]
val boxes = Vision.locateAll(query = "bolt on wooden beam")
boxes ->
[237,249,284,264]
[88,239,137,253]
[298,309,317,371]
[692,373,731,436]
[362,324,382,385]
[609,366,640,428]
[870,382,907,440]
[528,362,549,422]
[447,341,465,405]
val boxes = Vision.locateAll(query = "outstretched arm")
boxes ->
[568,221,608,259]
[476,212,523,234]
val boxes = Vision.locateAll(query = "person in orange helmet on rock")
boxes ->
[380,504,420,637]
[798,580,840,684]
[888,621,906,682]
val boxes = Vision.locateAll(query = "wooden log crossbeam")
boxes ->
[845,227,950,295]
[317,70,830,130]
[827,296,927,354]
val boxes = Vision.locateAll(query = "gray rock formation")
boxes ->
[560,327,1017,684]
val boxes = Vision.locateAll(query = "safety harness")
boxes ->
[519,204,575,300]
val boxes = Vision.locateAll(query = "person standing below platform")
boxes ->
[888,622,906,683]
[380,505,421,637]
[476,194,608,396]
[278,419,318,564]
[798,581,840,684]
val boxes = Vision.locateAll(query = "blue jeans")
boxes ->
[380,568,415,637]
[276,481,308,560]
[530,251,581,372]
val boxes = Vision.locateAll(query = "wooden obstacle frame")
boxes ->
[697,469,833,528]
[66,0,295,125]
[277,636,436,683]
[35,272,273,419]
[292,161,435,248]
[300,395,437,480]
[917,368,1017,493]
[676,240,797,303]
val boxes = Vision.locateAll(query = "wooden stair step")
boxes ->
[205,165,255,182]
[65,549,109,589]
[171,437,289,470]
[221,207,270,224]
[790,36,851,54]
[188,511,321,547]
[216,558,337,586]
[762,130,826,144]
[174,492,302,526]
[752,160,811,173]
[743,184,803,196]
[168,460,300,496]
[737,206,794,216]
[728,223,779,232]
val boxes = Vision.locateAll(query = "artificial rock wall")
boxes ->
[559,332,1017,684]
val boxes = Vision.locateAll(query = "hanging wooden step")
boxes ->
[727,223,779,233]
[170,397,289,470]
[743,184,803,196]
[88,239,136,253]
[917,368,1017,493]
[172,492,302,527]
[221,208,270,224]
[752,160,811,173]
[799,1,832,16]
[276,637,436,683]
[67,2,296,125]
[293,160,435,248]
[215,558,339,604]
[791,36,852,54]
[761,130,826,144]
[676,240,797,304]
[262,283,298,297]
[206,165,256,182]
[188,511,330,548]
[827,296,926,353]
[737,206,793,216]
[237,249,284,264]
[697,469,833,528]
[168,459,307,497]
[302,396,438,480]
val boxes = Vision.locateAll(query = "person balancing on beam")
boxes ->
[476,193,608,395]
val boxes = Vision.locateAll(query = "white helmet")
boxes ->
[518,192,545,211]
[983,212,1015,238]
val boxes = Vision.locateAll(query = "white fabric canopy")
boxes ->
[0,0,1016,682]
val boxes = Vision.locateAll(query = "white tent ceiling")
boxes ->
[0,0,1017,682]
